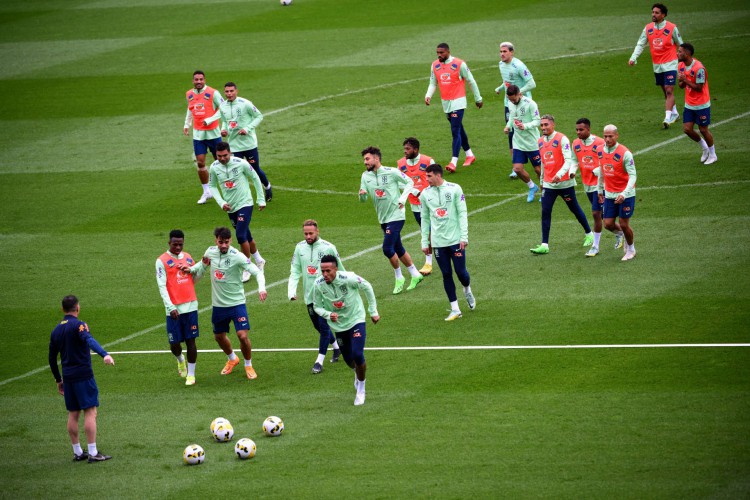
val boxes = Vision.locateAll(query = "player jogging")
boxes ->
[504,85,542,203]
[677,43,717,165]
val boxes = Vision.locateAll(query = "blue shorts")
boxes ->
[586,191,603,212]
[380,219,406,259]
[193,137,221,157]
[654,71,677,87]
[212,305,250,334]
[63,377,99,412]
[603,196,636,219]
[228,205,254,244]
[166,310,199,344]
[512,149,541,167]
[683,107,711,126]
[334,322,367,368]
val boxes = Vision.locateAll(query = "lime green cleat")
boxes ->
[583,233,594,247]
[530,244,549,255]
[177,359,187,378]
[185,376,195,386]
[392,277,406,294]
[406,274,424,291]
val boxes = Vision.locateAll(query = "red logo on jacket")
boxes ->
[306,265,317,275]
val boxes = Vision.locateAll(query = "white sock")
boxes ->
[228,352,238,361]
[73,443,83,456]
[394,267,403,279]
[709,145,716,155]
[665,110,672,121]
[463,285,472,294]
[407,264,420,278]
[265,183,271,188]
[202,183,210,194]
[465,149,474,157]
[594,232,602,247]
[244,359,252,367]
[631,243,636,253]
[540,243,549,249]
[187,362,196,377]
[450,300,460,312]
[698,138,708,149]
[526,180,535,188]
[672,105,678,113]
[315,353,325,365]
[88,443,98,456]
[358,379,366,393]
[450,156,458,166]
[425,254,433,265]
[175,354,185,363]
[252,251,263,263]
[332,340,339,349]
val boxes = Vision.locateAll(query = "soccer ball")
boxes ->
[212,421,234,442]
[235,438,257,459]
[210,417,229,434]
[263,416,284,437]
[183,444,205,465]
[280,0,292,5]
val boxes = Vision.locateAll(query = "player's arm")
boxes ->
[425,67,437,104]
[556,137,575,179]
[239,254,267,300]
[524,102,541,129]
[332,247,346,273]
[359,173,368,202]
[518,63,536,94]
[203,90,223,126]
[155,259,177,315]
[312,284,332,320]
[420,192,432,251]
[623,152,637,191]
[208,166,227,208]
[673,25,683,46]
[629,29,648,64]
[246,101,263,130]
[48,339,62,383]
[395,170,416,206]
[184,108,192,134]
[353,274,379,320]
[288,248,301,300]
[460,63,483,105]
[456,186,468,246]
[683,68,705,91]
[243,162,266,207]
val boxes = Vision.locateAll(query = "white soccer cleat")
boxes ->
[255,258,266,271]
[354,391,366,406]
[621,250,636,261]
[197,192,213,204]
[241,270,251,283]
[703,154,718,165]
[464,291,476,310]
[700,149,710,163]
[444,310,462,321]
[585,246,599,257]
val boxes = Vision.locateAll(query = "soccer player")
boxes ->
[677,43,717,165]
[155,229,204,385]
[529,115,594,255]
[219,82,273,200]
[425,42,483,172]
[397,137,435,275]
[183,70,223,204]
[312,255,379,406]
[504,85,541,202]
[629,3,684,128]
[571,119,625,257]
[288,219,343,374]
[494,42,537,180]
[598,125,638,261]
[182,227,267,378]
[208,141,266,283]
[420,164,475,321]
[359,146,424,294]
[48,295,115,463]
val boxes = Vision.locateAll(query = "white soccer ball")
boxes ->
[212,421,234,442]
[280,0,292,5]
[263,416,284,437]
[210,417,229,435]
[235,438,257,459]
[183,444,205,465]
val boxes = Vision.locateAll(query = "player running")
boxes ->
[677,43,717,165]
[504,85,542,202]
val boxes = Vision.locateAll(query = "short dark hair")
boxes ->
[576,118,591,127]
[361,146,381,159]
[425,164,443,176]
[62,295,79,313]
[193,70,205,77]
[214,227,232,240]
[652,3,668,16]
[169,229,185,240]
[216,141,231,152]
[224,82,237,88]
[320,255,338,266]
[302,219,318,228]
[403,137,420,149]
[437,42,450,50]
[680,43,694,56]
[506,84,520,96]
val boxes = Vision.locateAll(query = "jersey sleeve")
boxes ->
[78,323,108,357]
[238,253,266,291]
[359,173,368,202]
[456,186,468,244]
[420,191,432,249]
[288,247,301,300]
[246,101,263,130]
[48,334,62,382]
[525,100,541,129]
[155,258,175,313]
[624,151,637,191]
[630,28,648,62]
[518,62,536,95]
[312,283,331,320]
[426,66,437,98]
[395,169,415,205]
[560,136,574,176]
[353,274,378,318]
[243,161,266,206]
[460,62,482,103]
[208,166,227,207]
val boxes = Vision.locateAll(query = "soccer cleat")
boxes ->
[73,452,89,462]
[241,270,251,283]
[330,348,341,363]
[621,250,636,261]
[582,233,594,247]
[185,375,196,386]
[464,291,476,310]
[245,366,258,380]
[87,453,112,463]
[526,184,539,203]
[509,170,518,179]
[406,274,424,291]
[445,162,456,173]
[177,359,187,378]
[703,154,718,165]
[354,391,366,406]
[462,156,476,167]
[312,362,322,374]
[265,186,273,201]
[197,192,213,205]
[255,258,266,271]
[392,277,406,294]
[221,357,240,375]
[530,244,549,255]
[444,310,462,321]
[700,149,710,163]
[419,263,432,276]
[669,111,679,124]
[614,233,625,250]
[585,246,599,257]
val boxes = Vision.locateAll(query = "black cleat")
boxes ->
[73,452,89,462]
[330,349,341,363]
[312,362,322,374]
[88,453,112,463]
[265,186,273,201]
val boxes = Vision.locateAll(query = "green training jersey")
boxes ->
[426,55,483,113]
[495,57,536,107]
[359,166,415,224]
[312,271,378,333]
[184,87,223,141]
[189,245,265,308]
[208,156,266,213]
[420,180,468,249]
[540,133,576,190]
[217,97,263,152]
[506,96,541,152]
[288,238,345,304]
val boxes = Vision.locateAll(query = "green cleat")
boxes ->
[177,359,187,378]
[530,244,549,255]
[406,274,424,291]
[392,277,406,294]
[583,233,594,247]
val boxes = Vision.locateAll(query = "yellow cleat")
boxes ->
[419,263,432,276]
[177,359,187,378]
[245,366,258,380]
[221,357,240,375]
[444,310,462,321]
[185,376,196,386]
